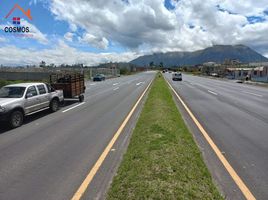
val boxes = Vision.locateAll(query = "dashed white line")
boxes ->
[242,91,263,97]
[89,83,96,86]
[113,83,119,86]
[208,90,218,96]
[113,87,119,91]
[136,82,144,86]
[62,102,86,113]
[186,83,195,89]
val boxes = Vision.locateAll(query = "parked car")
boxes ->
[93,74,106,81]
[172,72,182,81]
[0,83,64,128]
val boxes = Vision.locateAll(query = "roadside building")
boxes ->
[225,68,252,80]
[201,62,225,76]
[251,66,268,83]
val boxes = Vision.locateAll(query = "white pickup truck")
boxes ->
[0,82,64,128]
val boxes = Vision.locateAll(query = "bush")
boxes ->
[120,68,131,75]
[0,79,8,88]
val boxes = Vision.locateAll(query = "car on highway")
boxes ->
[210,73,220,77]
[0,83,64,128]
[93,74,106,81]
[172,72,182,81]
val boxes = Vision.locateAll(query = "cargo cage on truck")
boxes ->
[50,73,86,102]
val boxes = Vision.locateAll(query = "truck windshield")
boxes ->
[0,87,26,98]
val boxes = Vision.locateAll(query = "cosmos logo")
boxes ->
[4,4,32,34]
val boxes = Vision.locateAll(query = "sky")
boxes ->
[0,0,268,66]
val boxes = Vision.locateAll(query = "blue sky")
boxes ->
[0,0,268,66]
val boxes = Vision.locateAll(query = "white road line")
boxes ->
[113,87,119,91]
[185,83,195,89]
[89,83,96,86]
[208,90,218,96]
[62,102,86,113]
[113,83,119,86]
[242,91,263,97]
[136,82,144,86]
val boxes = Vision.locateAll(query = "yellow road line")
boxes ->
[71,79,153,200]
[165,79,256,200]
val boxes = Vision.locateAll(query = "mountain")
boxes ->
[130,45,268,67]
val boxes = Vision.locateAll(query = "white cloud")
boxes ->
[0,36,8,43]
[50,0,178,50]
[47,0,268,56]
[69,23,77,32]
[218,0,268,16]
[0,40,139,66]
[64,32,74,42]
[22,19,48,44]
[79,33,109,49]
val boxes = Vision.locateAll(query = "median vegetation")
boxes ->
[107,73,223,200]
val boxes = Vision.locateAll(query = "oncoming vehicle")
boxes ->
[172,72,182,81]
[0,83,64,128]
[93,74,106,81]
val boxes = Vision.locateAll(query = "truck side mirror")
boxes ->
[26,93,33,99]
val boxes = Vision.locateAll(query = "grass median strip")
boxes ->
[107,73,223,200]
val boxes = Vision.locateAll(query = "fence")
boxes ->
[0,67,120,81]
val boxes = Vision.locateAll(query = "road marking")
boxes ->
[208,90,218,96]
[71,79,154,200]
[89,83,96,86]
[242,91,263,97]
[113,87,119,91]
[166,80,256,200]
[185,83,195,89]
[113,83,119,86]
[136,82,144,86]
[62,102,86,113]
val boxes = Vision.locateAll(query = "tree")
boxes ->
[40,61,46,68]
[49,63,55,68]
[149,61,154,68]
[159,62,164,68]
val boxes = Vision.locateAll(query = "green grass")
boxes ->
[107,73,223,200]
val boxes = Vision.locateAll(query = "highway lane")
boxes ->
[0,71,155,200]
[165,73,268,200]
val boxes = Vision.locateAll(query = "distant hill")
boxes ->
[130,45,268,67]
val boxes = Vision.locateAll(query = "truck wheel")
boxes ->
[10,110,24,128]
[50,99,59,112]
[79,95,84,102]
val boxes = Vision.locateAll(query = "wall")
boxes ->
[0,72,52,81]
[0,67,120,81]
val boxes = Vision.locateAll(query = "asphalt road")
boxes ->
[165,73,268,200]
[0,71,155,200]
